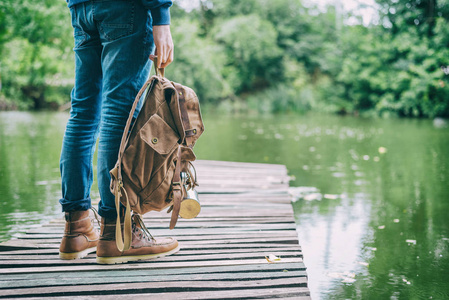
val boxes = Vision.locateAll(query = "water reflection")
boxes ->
[0,111,448,299]
[0,112,68,240]
[191,112,449,299]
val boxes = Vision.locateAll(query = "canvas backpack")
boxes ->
[109,67,204,251]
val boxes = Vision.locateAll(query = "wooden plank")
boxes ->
[194,159,287,169]
[42,218,297,227]
[0,251,302,262]
[0,257,304,274]
[0,270,308,289]
[0,242,302,253]
[0,278,306,297]
[23,222,297,233]
[7,230,298,244]
[0,263,306,280]
[17,287,311,300]
[4,238,300,251]
[0,251,303,267]
[0,248,302,265]
[0,246,301,258]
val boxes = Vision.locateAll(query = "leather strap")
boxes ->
[175,86,194,146]
[114,181,132,252]
[154,56,165,78]
[185,129,196,137]
[169,146,183,229]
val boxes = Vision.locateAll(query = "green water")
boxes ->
[0,111,448,299]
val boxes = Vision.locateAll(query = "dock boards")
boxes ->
[0,160,310,299]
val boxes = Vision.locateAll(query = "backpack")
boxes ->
[109,67,204,251]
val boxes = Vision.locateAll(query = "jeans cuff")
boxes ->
[59,197,91,212]
[98,203,118,219]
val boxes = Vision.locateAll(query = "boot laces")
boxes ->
[132,214,154,242]
[90,207,101,227]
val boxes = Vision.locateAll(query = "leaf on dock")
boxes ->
[265,254,281,263]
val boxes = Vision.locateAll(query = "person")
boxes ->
[58,0,179,264]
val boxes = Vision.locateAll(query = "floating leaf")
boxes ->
[327,271,356,283]
[378,225,385,229]
[378,147,387,154]
[304,193,322,201]
[406,239,417,245]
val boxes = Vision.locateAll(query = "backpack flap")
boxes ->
[140,114,179,155]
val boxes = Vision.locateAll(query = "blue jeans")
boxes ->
[59,0,154,219]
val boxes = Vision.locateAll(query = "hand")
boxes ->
[150,25,174,69]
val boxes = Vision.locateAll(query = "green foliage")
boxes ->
[0,0,448,118]
[0,0,73,109]
[214,14,282,92]
[168,18,230,103]
[328,22,449,117]
[376,0,449,37]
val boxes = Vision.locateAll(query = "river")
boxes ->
[0,111,448,299]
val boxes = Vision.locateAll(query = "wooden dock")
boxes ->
[0,160,310,299]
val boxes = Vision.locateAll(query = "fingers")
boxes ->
[149,47,173,69]
[160,48,173,68]
[151,25,174,70]
[149,48,161,68]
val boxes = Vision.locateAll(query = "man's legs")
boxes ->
[59,2,103,259]
[59,0,178,263]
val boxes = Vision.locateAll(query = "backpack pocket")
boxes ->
[140,114,179,155]
[139,159,176,212]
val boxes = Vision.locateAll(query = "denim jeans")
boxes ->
[59,0,154,219]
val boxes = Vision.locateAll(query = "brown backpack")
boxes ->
[109,67,204,251]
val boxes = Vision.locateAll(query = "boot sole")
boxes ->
[96,245,180,265]
[59,246,97,260]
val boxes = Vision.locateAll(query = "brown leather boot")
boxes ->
[59,210,99,260]
[96,214,179,264]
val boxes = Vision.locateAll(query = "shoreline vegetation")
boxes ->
[0,0,448,118]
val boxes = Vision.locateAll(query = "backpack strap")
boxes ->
[168,85,194,229]
[174,85,195,147]
[169,145,183,229]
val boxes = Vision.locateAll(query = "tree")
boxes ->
[376,0,449,37]
[0,0,73,109]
